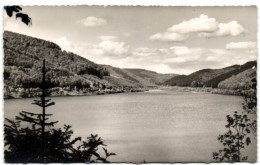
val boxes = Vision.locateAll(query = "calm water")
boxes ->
[4,89,257,163]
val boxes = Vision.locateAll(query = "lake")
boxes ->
[4,89,257,163]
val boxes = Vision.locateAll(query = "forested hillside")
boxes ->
[218,68,256,90]
[123,69,178,85]
[204,61,256,87]
[163,75,194,86]
[3,31,144,98]
[103,66,177,87]
[163,61,256,88]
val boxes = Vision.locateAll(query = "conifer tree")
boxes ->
[9,59,57,162]
[4,59,116,163]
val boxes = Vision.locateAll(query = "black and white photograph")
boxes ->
[2,5,257,163]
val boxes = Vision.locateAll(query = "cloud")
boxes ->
[55,37,256,75]
[98,35,118,41]
[95,40,129,56]
[56,37,72,48]
[55,37,95,56]
[199,21,245,38]
[148,64,174,74]
[217,21,245,36]
[170,46,192,55]
[55,36,129,57]
[168,14,218,34]
[149,14,245,42]
[80,16,107,27]
[226,41,256,49]
[94,36,129,56]
[130,46,256,74]
[149,32,188,42]
[133,46,193,57]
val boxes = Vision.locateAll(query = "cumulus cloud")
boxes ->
[80,16,107,27]
[149,32,188,42]
[95,40,129,56]
[217,21,245,36]
[149,14,245,42]
[226,41,256,49]
[168,14,218,34]
[199,21,245,37]
[56,36,129,57]
[93,35,130,56]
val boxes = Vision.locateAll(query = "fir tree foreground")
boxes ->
[4,60,116,163]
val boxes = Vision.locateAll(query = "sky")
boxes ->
[4,6,257,74]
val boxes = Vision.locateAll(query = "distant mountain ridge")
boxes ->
[103,66,178,87]
[163,61,256,88]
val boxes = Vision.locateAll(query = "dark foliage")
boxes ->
[4,6,32,26]
[4,119,115,163]
[4,6,22,17]
[16,13,32,26]
[213,111,252,162]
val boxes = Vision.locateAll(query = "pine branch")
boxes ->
[32,100,55,108]
[32,102,43,107]
[45,121,58,126]
[45,102,55,107]
[21,111,53,116]
[20,111,42,116]
[16,116,41,126]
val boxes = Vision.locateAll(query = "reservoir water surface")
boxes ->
[4,89,256,162]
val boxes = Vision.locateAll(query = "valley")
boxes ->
[3,31,256,99]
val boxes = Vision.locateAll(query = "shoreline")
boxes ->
[4,85,246,100]
[159,86,244,96]
[4,86,148,100]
